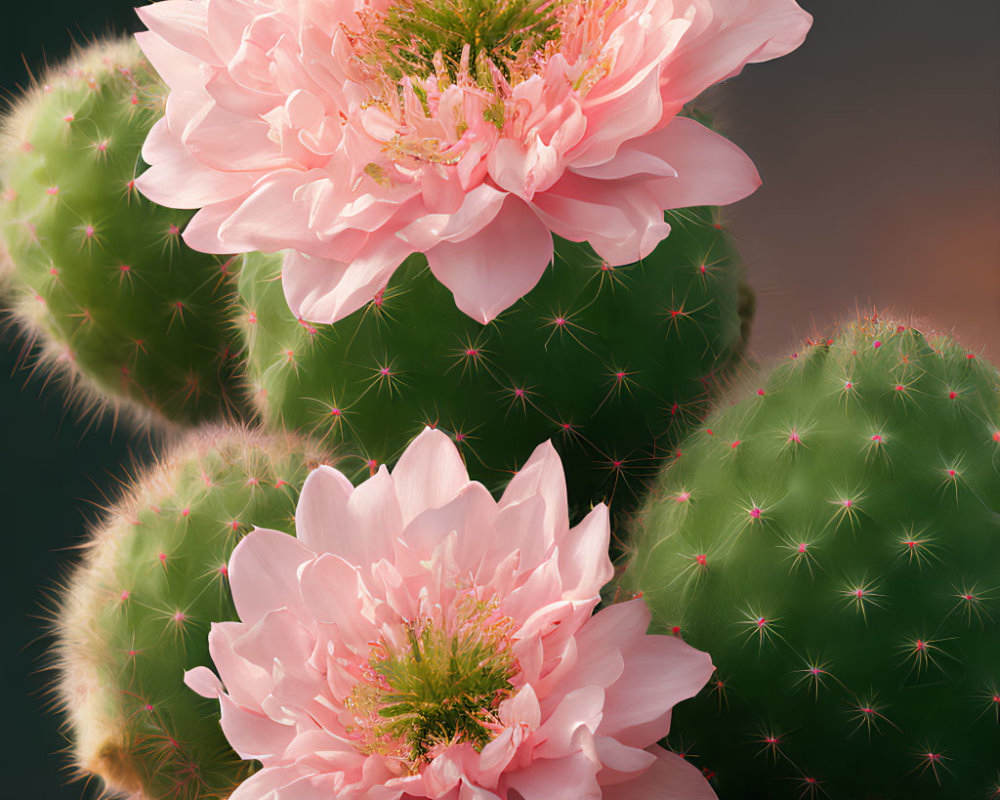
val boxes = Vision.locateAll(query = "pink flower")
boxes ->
[135,0,811,323]
[185,428,716,799]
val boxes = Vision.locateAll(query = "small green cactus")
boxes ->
[238,206,748,519]
[0,39,246,427]
[55,425,333,800]
[622,315,1000,799]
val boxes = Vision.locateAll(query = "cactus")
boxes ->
[622,315,1000,799]
[55,425,333,800]
[0,39,246,427]
[238,206,747,520]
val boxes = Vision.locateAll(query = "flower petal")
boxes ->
[642,117,761,209]
[392,427,472,524]
[425,197,553,324]
[601,746,717,800]
[227,528,313,625]
[281,243,412,325]
[294,465,356,557]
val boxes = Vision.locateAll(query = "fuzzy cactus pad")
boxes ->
[55,426,333,800]
[623,315,1000,799]
[0,39,246,427]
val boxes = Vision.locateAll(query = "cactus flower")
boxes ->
[185,427,716,799]
[135,0,811,323]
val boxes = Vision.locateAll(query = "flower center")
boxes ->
[346,598,516,763]
[360,0,564,86]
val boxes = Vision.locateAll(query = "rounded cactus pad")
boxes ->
[0,38,246,427]
[239,206,746,519]
[622,315,1000,799]
[54,425,333,800]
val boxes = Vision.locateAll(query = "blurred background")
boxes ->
[1,1,997,797]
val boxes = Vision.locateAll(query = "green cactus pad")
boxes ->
[0,39,246,427]
[239,207,747,519]
[55,426,333,800]
[623,315,1000,799]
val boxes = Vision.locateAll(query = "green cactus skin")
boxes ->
[622,315,1000,799]
[238,206,747,519]
[0,39,246,427]
[55,426,333,800]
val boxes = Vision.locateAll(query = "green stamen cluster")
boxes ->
[356,609,516,762]
[371,0,563,85]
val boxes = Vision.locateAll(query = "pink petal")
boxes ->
[204,0,256,64]
[425,197,553,323]
[641,118,761,209]
[570,148,677,181]
[227,528,314,625]
[182,197,246,254]
[594,737,659,785]
[297,554,379,650]
[293,465,369,560]
[558,503,614,600]
[344,465,404,564]
[137,119,255,208]
[498,440,568,567]
[396,184,507,251]
[217,171,324,252]
[602,746,717,800]
[534,685,605,759]
[227,766,336,800]
[183,665,222,698]
[219,692,295,760]
[601,633,715,743]
[662,0,812,105]
[281,242,412,325]
[206,621,272,708]
[392,427,472,524]
[400,483,497,568]
[135,1,218,65]
[530,172,669,266]
[569,69,665,169]
[503,750,601,800]
[281,730,367,773]
[133,30,210,91]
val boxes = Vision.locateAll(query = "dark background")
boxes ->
[1,1,997,798]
